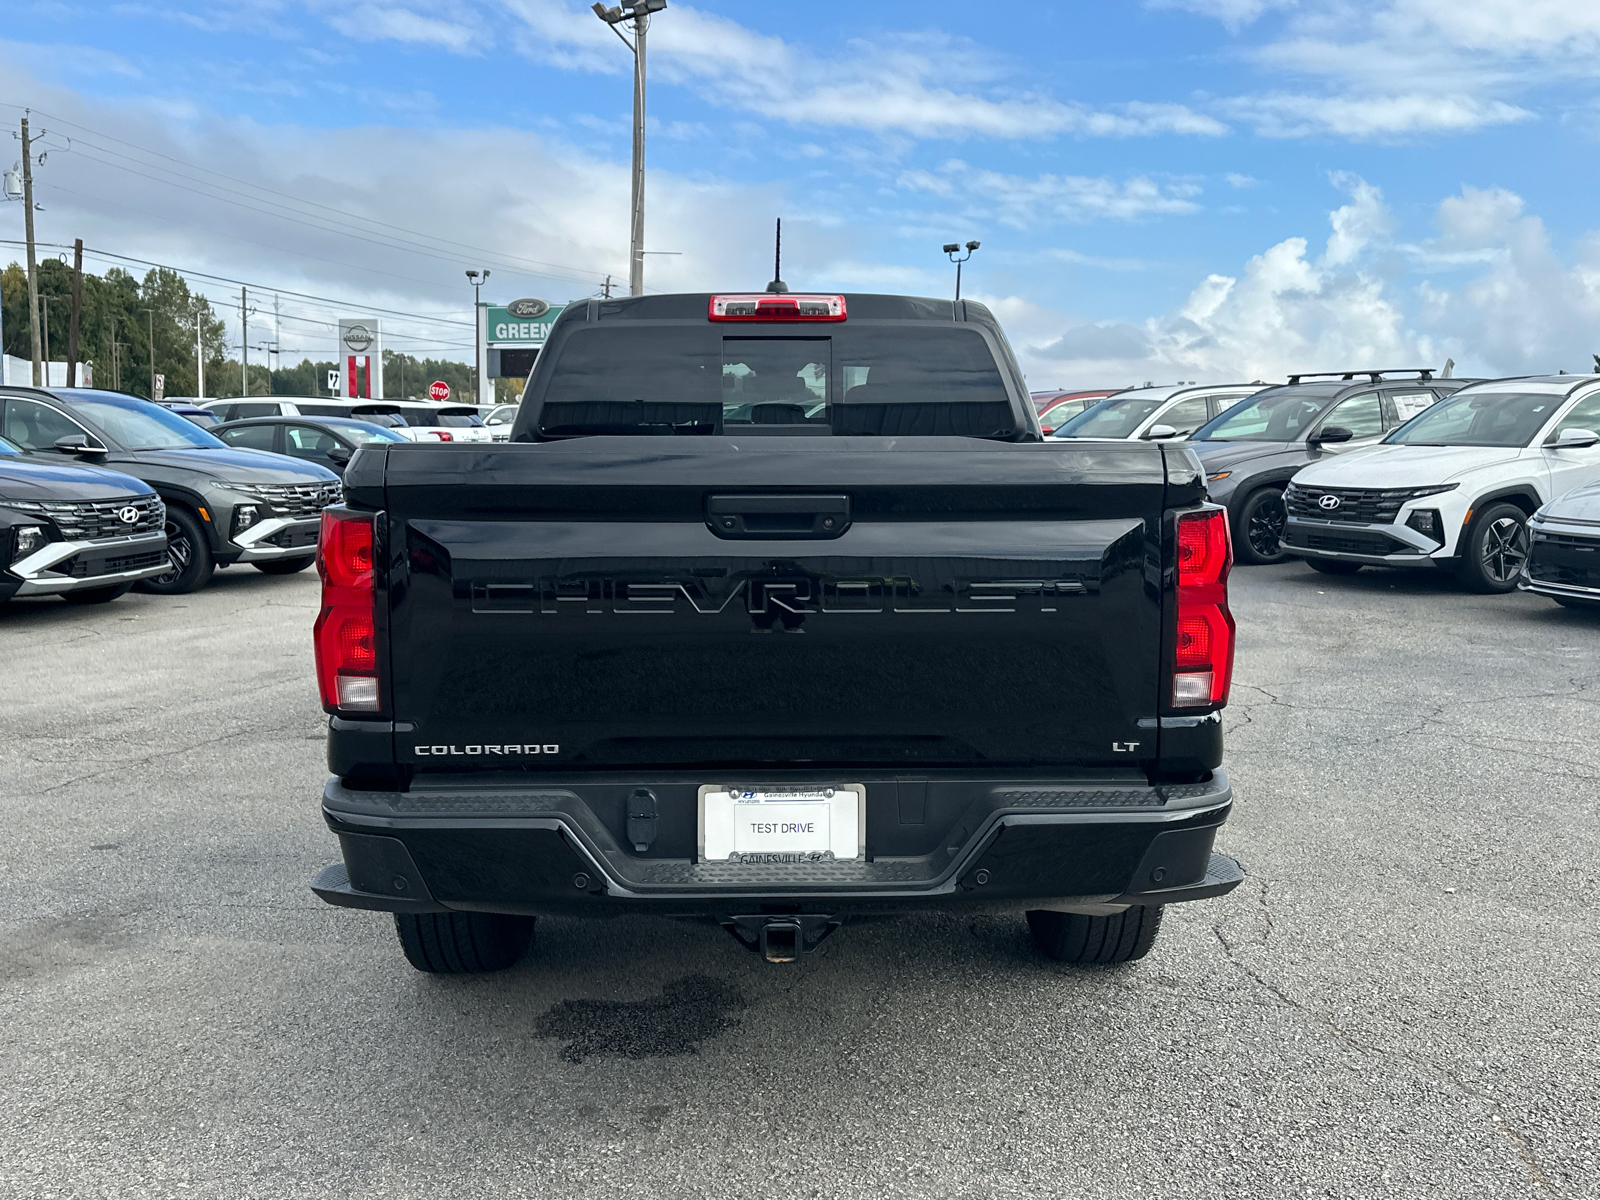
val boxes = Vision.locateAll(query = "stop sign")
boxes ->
[428,380,451,402]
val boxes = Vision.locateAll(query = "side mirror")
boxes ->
[326,445,353,465]
[54,434,105,455]
[1313,425,1353,445]
[1551,427,1600,450]
[1142,424,1179,440]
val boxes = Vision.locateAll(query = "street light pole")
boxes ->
[466,268,490,406]
[943,240,981,303]
[594,1,667,297]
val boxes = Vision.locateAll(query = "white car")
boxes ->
[484,404,519,442]
[1283,375,1600,592]
[1050,382,1266,442]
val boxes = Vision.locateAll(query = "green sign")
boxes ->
[486,304,566,346]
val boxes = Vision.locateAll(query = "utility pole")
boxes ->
[593,1,666,296]
[602,274,613,299]
[40,294,50,382]
[20,115,43,386]
[273,293,281,374]
[141,307,155,400]
[240,286,249,395]
[195,302,205,399]
[66,238,82,387]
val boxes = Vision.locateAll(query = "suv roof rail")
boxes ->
[1285,368,1435,386]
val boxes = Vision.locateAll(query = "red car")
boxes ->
[1031,389,1120,435]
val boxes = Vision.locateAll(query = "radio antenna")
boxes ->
[766,218,788,293]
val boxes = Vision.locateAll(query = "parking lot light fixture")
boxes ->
[593,0,666,296]
[944,239,980,302]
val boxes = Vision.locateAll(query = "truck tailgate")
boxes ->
[376,438,1170,773]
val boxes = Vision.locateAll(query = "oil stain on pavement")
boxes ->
[534,974,745,1063]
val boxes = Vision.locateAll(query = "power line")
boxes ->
[5,103,626,287]
[0,239,474,327]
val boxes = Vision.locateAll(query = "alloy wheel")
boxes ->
[1480,516,1528,585]
[1248,493,1287,559]
[152,518,192,586]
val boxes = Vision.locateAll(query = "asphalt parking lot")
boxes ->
[2,562,1596,1200]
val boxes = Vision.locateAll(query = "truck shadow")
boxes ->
[403,908,1147,1067]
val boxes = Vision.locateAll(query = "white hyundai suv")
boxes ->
[1282,375,1600,592]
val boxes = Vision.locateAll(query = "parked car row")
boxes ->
[1,385,343,604]
[1048,368,1600,608]
[197,397,494,443]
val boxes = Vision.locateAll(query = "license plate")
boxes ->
[699,785,865,863]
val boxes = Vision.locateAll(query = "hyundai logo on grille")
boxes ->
[1318,494,1342,511]
[118,505,140,524]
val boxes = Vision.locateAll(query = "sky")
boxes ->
[4,0,1600,387]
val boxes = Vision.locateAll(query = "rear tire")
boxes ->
[1306,558,1363,576]
[138,506,215,595]
[1453,502,1529,594]
[394,911,535,973]
[1233,488,1289,565]
[252,556,316,575]
[61,584,132,604]
[1026,905,1163,964]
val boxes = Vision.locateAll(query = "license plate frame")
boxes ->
[698,784,866,864]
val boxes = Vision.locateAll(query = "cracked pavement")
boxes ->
[1,560,1596,1199]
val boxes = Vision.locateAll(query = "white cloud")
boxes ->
[1146,0,1299,32]
[1419,185,1600,374]
[324,6,478,51]
[1004,174,1436,383]
[1225,172,1260,188]
[898,161,1203,228]
[502,2,1229,141]
[1223,92,1533,137]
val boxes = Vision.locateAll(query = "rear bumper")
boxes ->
[312,770,1241,917]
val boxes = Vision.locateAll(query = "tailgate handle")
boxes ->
[707,494,850,539]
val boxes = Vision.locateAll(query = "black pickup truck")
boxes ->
[310,291,1243,970]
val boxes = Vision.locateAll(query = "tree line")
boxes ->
[3,261,499,401]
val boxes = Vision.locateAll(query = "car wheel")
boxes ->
[138,507,215,595]
[1025,905,1163,964]
[1453,502,1529,594]
[394,912,535,973]
[1233,488,1289,565]
[1306,558,1362,576]
[61,584,133,605]
[252,556,316,575]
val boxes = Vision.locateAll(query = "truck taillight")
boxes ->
[709,294,847,321]
[314,510,378,713]
[1173,508,1234,708]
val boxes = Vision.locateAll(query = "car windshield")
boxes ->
[1194,389,1330,443]
[1053,396,1166,439]
[70,393,226,450]
[486,406,518,425]
[1385,391,1558,448]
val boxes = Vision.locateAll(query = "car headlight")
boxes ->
[231,504,261,539]
[13,525,47,556]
